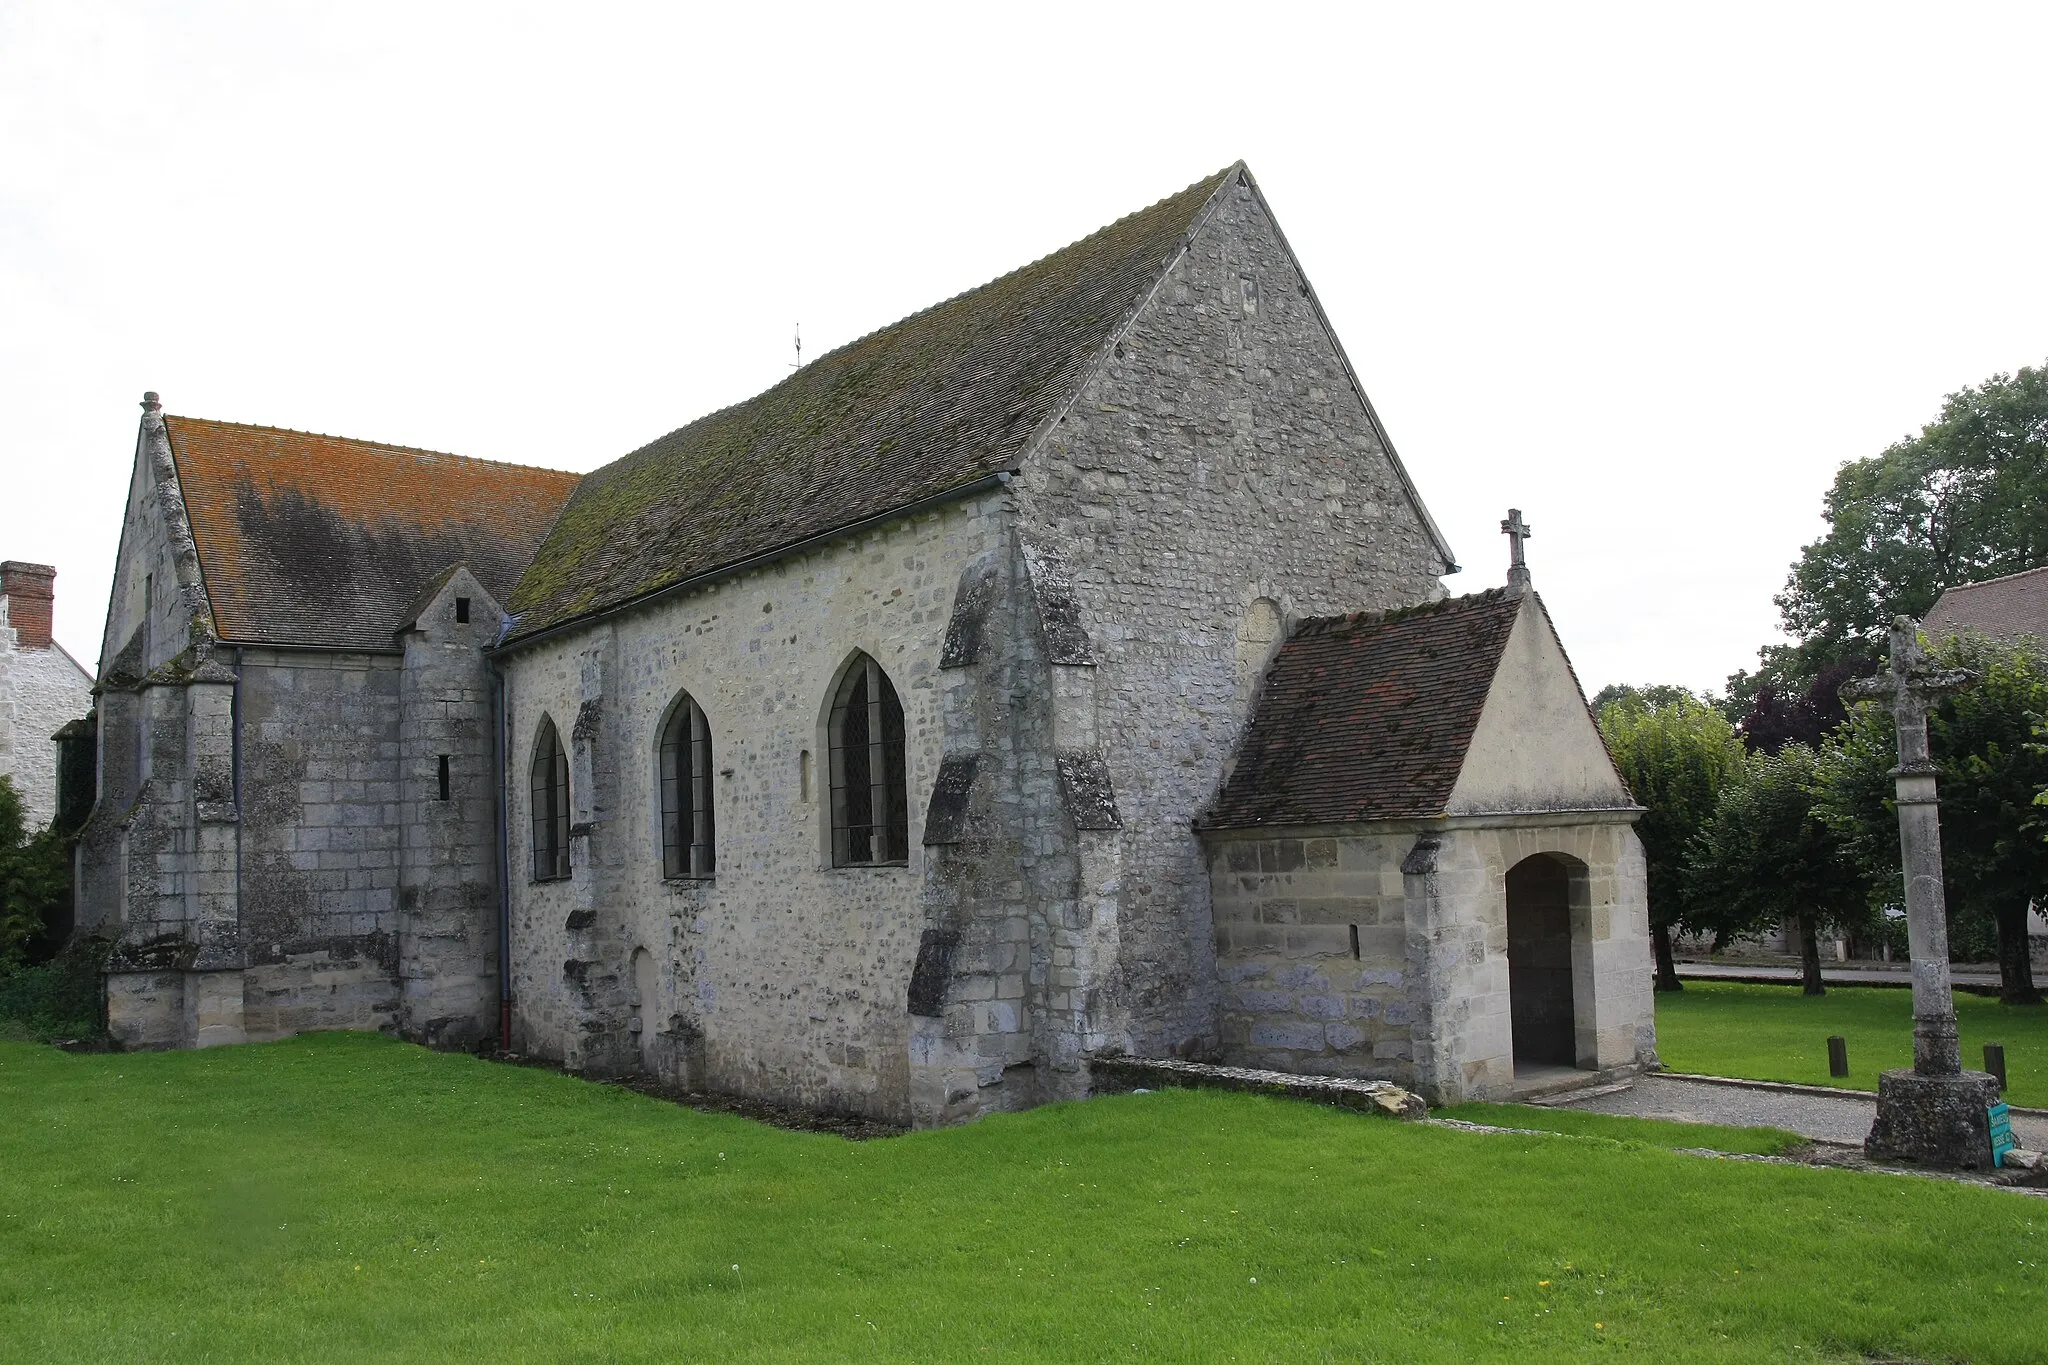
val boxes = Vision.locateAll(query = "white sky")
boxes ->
[4,3,2045,695]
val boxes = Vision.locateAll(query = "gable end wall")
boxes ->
[1014,171,1447,1057]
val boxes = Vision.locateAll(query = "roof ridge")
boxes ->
[505,165,1243,642]
[594,166,1239,475]
[1295,586,1515,633]
[163,413,580,478]
[803,165,1238,375]
[1941,561,2048,593]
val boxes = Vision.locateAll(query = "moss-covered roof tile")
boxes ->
[503,166,1238,641]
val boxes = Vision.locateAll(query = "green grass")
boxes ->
[1435,1103,1806,1156]
[4,1034,2045,1362]
[1657,981,2048,1105]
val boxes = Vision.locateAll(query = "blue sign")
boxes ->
[1989,1101,2015,1168]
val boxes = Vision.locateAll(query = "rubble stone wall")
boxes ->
[1013,171,1449,1062]
[501,495,1008,1123]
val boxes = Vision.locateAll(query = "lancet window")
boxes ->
[828,653,909,866]
[659,693,716,878]
[530,716,570,881]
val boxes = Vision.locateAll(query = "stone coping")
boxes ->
[1091,1057,1427,1119]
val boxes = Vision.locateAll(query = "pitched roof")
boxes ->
[504,167,1239,642]
[163,416,580,650]
[1923,564,2048,644]
[1205,589,1526,828]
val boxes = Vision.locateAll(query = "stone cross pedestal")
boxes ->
[1842,617,2000,1167]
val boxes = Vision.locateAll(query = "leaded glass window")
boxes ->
[828,654,908,866]
[659,693,716,878]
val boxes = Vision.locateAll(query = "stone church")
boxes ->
[76,163,1655,1122]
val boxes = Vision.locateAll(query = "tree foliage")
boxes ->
[1592,683,1704,715]
[1814,632,2048,1004]
[1598,692,1748,990]
[1775,362,2048,675]
[0,777,75,968]
[1687,745,1871,993]
[1734,658,1878,755]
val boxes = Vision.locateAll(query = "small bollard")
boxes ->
[1985,1043,2007,1093]
[1827,1035,1849,1078]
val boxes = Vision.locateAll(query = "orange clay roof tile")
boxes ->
[163,416,579,650]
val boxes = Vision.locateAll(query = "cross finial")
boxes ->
[1500,508,1533,593]
[1840,616,1971,771]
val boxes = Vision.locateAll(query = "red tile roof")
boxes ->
[164,416,580,650]
[1205,590,1525,828]
[1923,564,2048,645]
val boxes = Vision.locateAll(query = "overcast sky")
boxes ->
[5,3,2045,694]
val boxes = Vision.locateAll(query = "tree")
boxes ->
[1816,632,2048,1005]
[1687,745,1872,994]
[1598,692,1748,991]
[1592,683,1704,715]
[1775,362,2048,675]
[0,777,75,968]
[1736,658,1878,754]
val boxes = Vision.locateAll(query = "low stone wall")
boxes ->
[1090,1056,1426,1119]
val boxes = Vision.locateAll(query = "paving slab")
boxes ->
[1556,1073,2048,1151]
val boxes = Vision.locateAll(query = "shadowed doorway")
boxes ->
[1506,854,1577,1068]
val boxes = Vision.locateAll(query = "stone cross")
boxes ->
[1842,618,2003,1168]
[1500,509,1533,593]
[1841,617,1970,1076]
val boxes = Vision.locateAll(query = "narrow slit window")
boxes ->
[455,597,471,623]
[1349,924,1361,960]
[437,754,451,801]
[530,717,570,881]
[659,693,716,878]
[828,653,909,867]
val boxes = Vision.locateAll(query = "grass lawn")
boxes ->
[4,1034,2045,1362]
[1657,981,2048,1106]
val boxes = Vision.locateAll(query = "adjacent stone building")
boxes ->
[1200,586,1653,1103]
[1924,564,2048,646]
[0,561,93,830]
[75,412,578,1047]
[79,163,1657,1118]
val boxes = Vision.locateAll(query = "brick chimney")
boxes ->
[1,562,57,650]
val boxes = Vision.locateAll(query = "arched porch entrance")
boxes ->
[1506,853,1584,1069]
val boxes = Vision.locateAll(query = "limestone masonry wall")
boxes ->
[503,496,1006,1123]
[397,570,504,1049]
[1014,172,1448,1060]
[235,648,405,1041]
[1207,818,1655,1103]
[1207,830,1419,1083]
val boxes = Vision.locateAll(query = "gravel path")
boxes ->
[1676,962,2002,988]
[1557,1073,2048,1150]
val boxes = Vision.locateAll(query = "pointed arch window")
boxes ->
[530,717,570,881]
[659,693,716,878]
[829,653,909,866]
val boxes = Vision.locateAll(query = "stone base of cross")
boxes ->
[1865,1070,2002,1167]
[1843,617,2002,1169]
